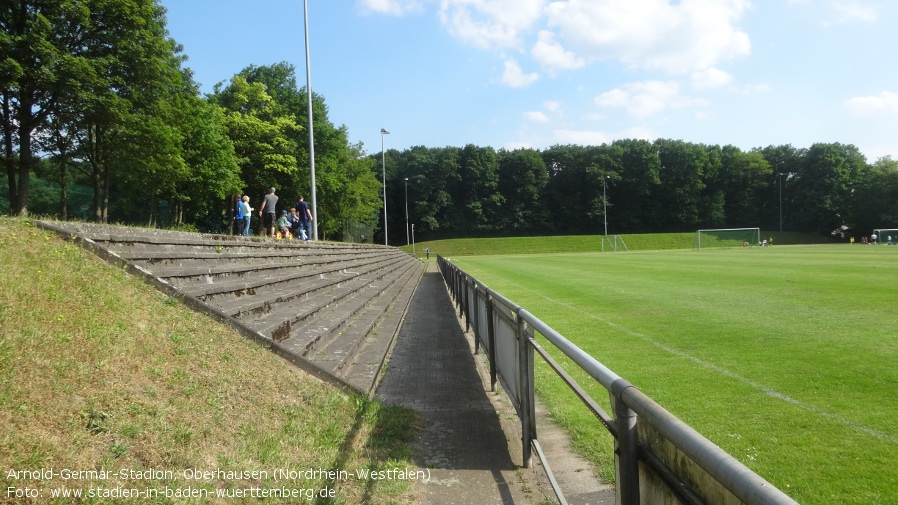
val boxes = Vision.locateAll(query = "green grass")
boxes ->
[403,231,829,257]
[0,217,420,504]
[451,244,898,505]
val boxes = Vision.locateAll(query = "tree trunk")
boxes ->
[15,114,32,216]
[59,158,68,220]
[3,95,18,215]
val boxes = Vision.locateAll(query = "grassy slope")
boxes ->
[403,231,828,257]
[0,218,419,504]
[452,245,898,505]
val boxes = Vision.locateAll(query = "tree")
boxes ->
[849,156,898,233]
[454,145,500,232]
[1,0,95,215]
[236,63,381,239]
[792,142,867,235]
[607,139,661,233]
[759,144,805,231]
[718,145,772,227]
[211,75,300,203]
[390,145,459,238]
[654,139,709,231]
[495,148,549,233]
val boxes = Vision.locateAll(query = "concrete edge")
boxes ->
[35,219,361,396]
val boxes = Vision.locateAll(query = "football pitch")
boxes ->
[451,244,898,505]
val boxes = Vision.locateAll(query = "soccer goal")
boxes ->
[695,228,761,249]
[873,229,898,245]
[601,235,629,252]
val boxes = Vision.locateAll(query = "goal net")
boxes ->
[873,229,898,245]
[601,235,629,252]
[695,228,761,249]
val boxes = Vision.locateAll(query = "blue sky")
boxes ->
[161,0,898,162]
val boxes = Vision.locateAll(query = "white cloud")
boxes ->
[739,83,772,95]
[439,0,547,49]
[845,91,898,115]
[617,126,656,141]
[531,30,587,72]
[544,100,561,112]
[695,111,712,121]
[824,1,876,26]
[595,80,708,118]
[501,59,539,87]
[691,67,733,89]
[553,129,611,145]
[524,110,550,122]
[357,0,423,15]
[544,0,751,74]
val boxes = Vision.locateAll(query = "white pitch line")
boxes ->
[463,269,898,447]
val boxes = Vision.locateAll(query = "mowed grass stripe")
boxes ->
[452,245,898,505]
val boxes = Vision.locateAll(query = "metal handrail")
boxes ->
[438,255,798,505]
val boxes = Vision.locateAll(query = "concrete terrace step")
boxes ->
[314,259,424,391]
[204,255,412,320]
[282,258,421,356]
[36,220,425,395]
[237,257,414,340]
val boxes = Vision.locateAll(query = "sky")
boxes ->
[160,0,898,162]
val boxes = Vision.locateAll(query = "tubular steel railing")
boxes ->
[438,256,798,505]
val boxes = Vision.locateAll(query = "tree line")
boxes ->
[382,141,898,242]
[4,1,896,243]
[2,0,380,238]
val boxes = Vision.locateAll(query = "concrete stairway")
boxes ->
[37,221,424,394]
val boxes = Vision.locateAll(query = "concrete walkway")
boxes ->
[376,262,614,505]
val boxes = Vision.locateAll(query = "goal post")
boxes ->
[601,235,629,252]
[873,229,898,245]
[695,228,761,249]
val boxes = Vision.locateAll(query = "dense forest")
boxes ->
[4,1,897,243]
[384,140,898,241]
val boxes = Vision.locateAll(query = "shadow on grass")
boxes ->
[315,397,422,505]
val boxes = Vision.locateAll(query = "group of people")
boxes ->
[849,233,896,245]
[232,188,313,240]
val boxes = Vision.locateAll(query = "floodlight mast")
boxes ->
[302,0,318,240]
[381,128,390,246]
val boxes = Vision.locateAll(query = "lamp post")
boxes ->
[302,0,318,240]
[381,128,390,246]
[404,177,409,245]
[603,175,609,237]
[778,172,783,232]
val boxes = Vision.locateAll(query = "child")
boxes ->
[277,210,292,239]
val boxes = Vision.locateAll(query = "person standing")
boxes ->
[295,195,312,241]
[259,187,279,238]
[241,196,253,236]
[231,194,243,235]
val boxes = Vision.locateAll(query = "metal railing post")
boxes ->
[518,316,535,468]
[486,293,497,391]
[463,279,471,332]
[611,378,640,505]
[472,286,480,354]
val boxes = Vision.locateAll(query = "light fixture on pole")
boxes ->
[404,177,409,246]
[381,128,390,246]
[302,0,318,240]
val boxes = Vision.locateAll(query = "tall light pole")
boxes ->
[302,0,318,240]
[381,128,390,245]
[778,172,783,232]
[404,177,409,245]
[603,175,610,236]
